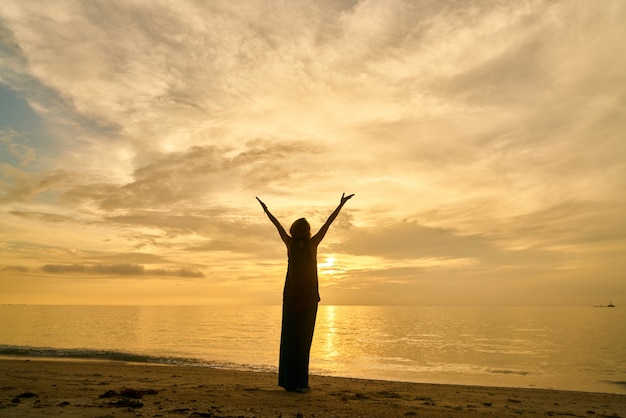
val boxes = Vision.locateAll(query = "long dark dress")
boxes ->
[278,239,320,391]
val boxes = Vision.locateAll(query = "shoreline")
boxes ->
[2,352,625,395]
[1,358,625,417]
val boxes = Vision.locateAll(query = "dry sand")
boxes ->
[1,358,624,417]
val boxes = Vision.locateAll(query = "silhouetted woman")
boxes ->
[257,193,354,392]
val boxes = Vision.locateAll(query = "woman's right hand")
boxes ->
[256,197,267,210]
[340,193,354,204]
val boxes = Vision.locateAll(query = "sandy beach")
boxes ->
[1,358,624,418]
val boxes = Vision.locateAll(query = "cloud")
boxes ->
[61,140,326,212]
[9,210,76,223]
[40,263,204,278]
[2,265,29,273]
[151,268,204,278]
[0,128,36,167]
[504,200,626,253]
[92,252,173,265]
[0,165,70,204]
[338,220,491,260]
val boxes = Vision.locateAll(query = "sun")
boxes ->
[319,257,337,275]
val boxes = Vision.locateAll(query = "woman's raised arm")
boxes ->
[257,197,291,246]
[312,193,354,245]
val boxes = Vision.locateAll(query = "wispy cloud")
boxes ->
[41,263,203,278]
[0,166,70,204]
[2,265,30,273]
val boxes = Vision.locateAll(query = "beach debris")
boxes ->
[108,398,143,408]
[98,388,158,399]
[98,390,118,399]
[415,396,435,405]
[378,390,401,398]
[98,388,158,409]
[16,392,38,398]
[11,392,38,404]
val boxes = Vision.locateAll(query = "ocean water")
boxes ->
[0,305,624,394]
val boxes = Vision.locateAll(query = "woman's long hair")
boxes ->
[290,218,311,240]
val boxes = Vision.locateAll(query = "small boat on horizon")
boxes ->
[593,301,616,308]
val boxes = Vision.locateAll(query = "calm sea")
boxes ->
[0,305,624,394]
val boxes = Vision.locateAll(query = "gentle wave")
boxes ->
[0,344,276,374]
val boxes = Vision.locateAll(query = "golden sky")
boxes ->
[1,1,625,306]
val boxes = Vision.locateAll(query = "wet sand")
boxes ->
[1,358,624,417]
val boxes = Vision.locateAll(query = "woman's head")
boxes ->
[290,218,311,240]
